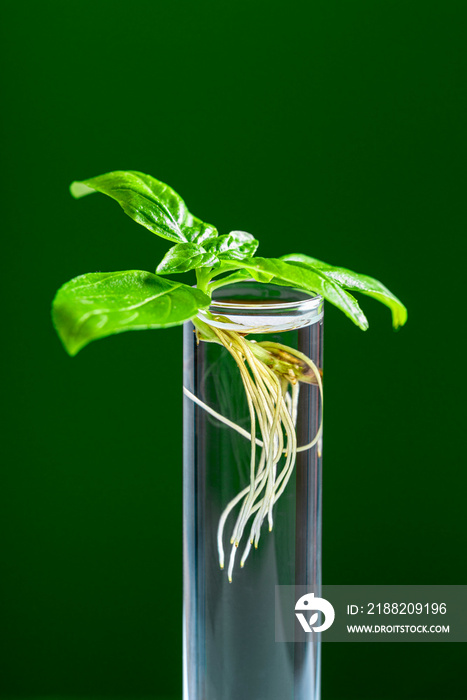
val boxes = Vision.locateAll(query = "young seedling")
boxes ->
[52,170,407,582]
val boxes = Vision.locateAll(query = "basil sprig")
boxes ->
[53,170,407,355]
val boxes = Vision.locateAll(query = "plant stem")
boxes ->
[195,267,212,294]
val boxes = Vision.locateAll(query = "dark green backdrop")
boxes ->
[1,1,466,698]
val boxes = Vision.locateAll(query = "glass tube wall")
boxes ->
[183,282,324,700]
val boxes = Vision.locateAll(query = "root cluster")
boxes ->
[185,326,323,582]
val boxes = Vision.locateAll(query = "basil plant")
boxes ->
[52,171,407,581]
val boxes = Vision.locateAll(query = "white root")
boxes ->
[184,327,323,582]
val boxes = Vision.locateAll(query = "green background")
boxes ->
[1,1,466,698]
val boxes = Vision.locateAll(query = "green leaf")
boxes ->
[70,170,218,245]
[156,242,219,274]
[212,259,275,284]
[156,232,258,275]
[204,230,259,260]
[213,257,369,330]
[52,270,210,356]
[281,254,407,329]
